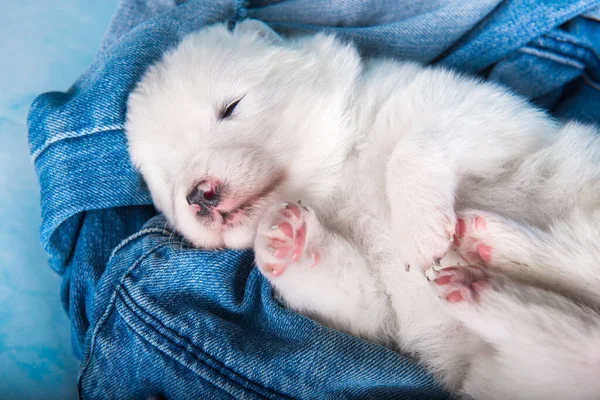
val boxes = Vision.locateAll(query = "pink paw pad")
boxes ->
[430,266,489,303]
[257,202,319,277]
[455,216,494,266]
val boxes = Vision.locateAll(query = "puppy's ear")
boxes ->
[234,19,282,44]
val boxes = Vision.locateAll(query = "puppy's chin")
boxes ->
[222,223,260,249]
[179,220,257,250]
[180,227,226,250]
[175,212,261,250]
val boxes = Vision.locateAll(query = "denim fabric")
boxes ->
[27,0,600,398]
[80,215,443,399]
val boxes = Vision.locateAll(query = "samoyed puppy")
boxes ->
[125,20,600,399]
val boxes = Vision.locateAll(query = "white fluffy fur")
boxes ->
[125,20,600,399]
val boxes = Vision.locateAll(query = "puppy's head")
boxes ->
[126,20,336,249]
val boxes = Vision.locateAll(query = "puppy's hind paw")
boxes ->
[427,265,490,304]
[454,210,532,269]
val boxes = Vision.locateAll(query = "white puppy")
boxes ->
[125,20,600,399]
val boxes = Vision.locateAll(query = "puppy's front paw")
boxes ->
[399,206,456,272]
[427,265,490,304]
[254,202,320,278]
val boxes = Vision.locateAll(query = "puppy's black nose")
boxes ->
[186,180,220,209]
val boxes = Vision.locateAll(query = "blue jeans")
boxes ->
[27,0,600,398]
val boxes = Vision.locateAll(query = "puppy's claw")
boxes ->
[424,268,437,281]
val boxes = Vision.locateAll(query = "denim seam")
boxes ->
[115,291,240,400]
[583,74,600,91]
[544,32,593,54]
[584,14,600,22]
[77,241,170,395]
[30,124,124,163]
[542,31,600,65]
[118,282,295,399]
[109,227,172,262]
[541,33,600,87]
[436,0,600,71]
[518,46,585,70]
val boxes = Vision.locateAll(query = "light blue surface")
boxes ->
[0,1,118,398]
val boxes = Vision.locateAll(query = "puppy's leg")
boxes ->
[254,202,389,340]
[386,140,457,272]
[430,266,600,400]
[385,120,549,272]
[455,209,600,303]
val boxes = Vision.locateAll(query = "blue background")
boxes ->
[0,1,118,398]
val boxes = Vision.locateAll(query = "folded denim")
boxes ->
[27,0,600,398]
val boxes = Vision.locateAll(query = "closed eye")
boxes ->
[219,97,243,120]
